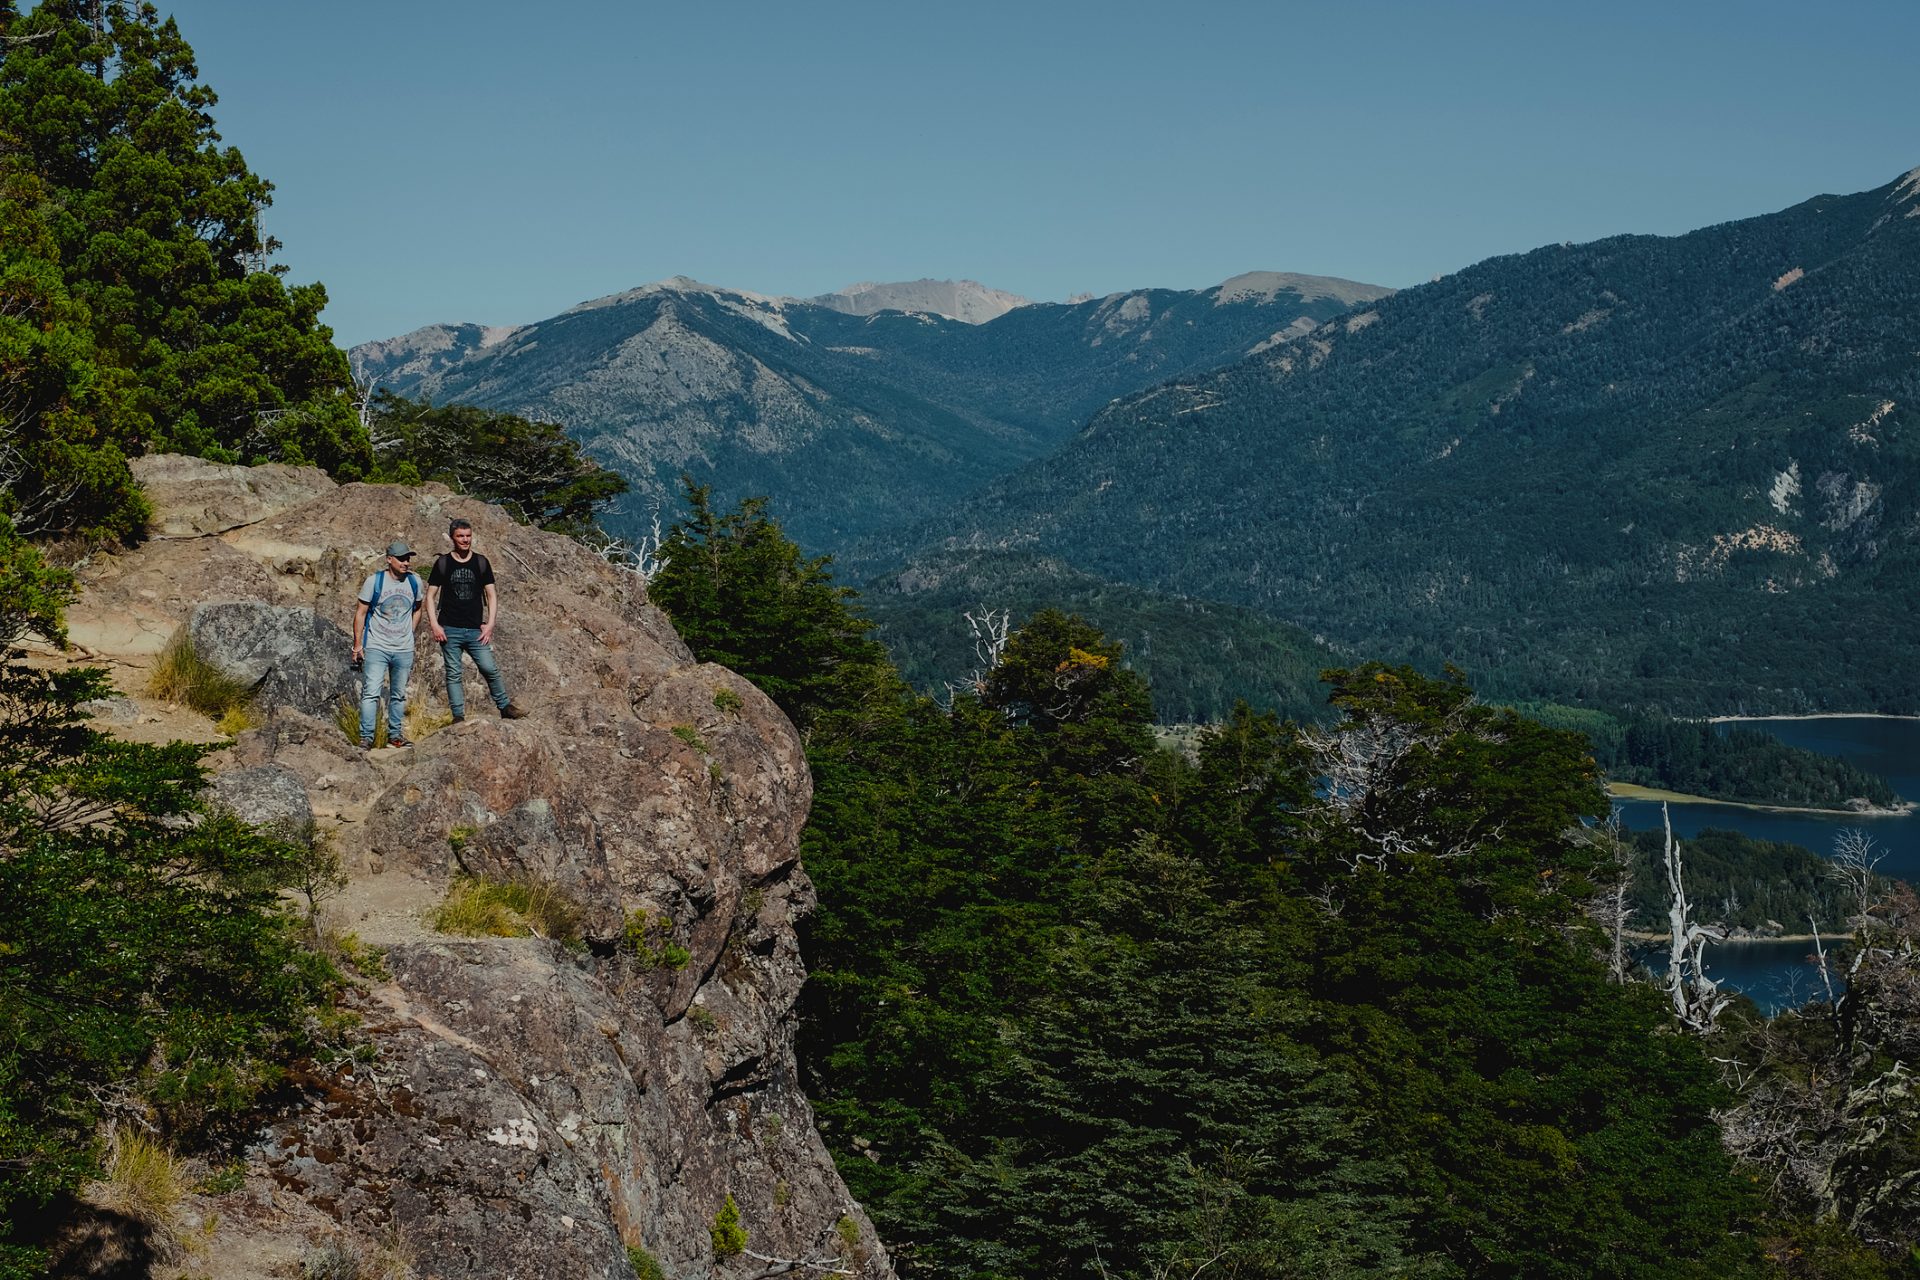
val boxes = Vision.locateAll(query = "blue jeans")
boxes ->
[441,626,510,717]
[359,647,414,745]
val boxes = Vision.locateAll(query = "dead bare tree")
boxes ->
[1830,828,1886,926]
[943,604,1009,706]
[1661,804,1731,1032]
[1583,807,1635,983]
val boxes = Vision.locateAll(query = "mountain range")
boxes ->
[869,167,1920,713]
[350,272,1392,551]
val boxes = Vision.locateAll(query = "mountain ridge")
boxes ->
[859,167,1920,713]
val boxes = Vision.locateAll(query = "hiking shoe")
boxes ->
[500,702,529,720]
[386,735,411,749]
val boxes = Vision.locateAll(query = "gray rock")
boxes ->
[130,453,335,538]
[205,764,312,835]
[79,695,138,725]
[187,601,354,716]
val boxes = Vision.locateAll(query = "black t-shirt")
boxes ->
[429,552,496,629]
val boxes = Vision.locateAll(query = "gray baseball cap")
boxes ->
[385,539,414,558]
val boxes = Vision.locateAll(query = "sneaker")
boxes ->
[386,735,411,749]
[500,702,529,720]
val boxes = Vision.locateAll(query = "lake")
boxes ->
[1613,715,1920,1015]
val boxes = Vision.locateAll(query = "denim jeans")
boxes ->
[441,626,510,717]
[359,646,414,745]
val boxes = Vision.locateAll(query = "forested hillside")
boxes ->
[651,491,1920,1280]
[862,548,1339,724]
[350,273,1388,553]
[870,169,1920,714]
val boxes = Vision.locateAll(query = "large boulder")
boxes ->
[187,601,355,716]
[205,763,312,835]
[130,453,336,538]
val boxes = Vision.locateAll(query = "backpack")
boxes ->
[361,569,422,646]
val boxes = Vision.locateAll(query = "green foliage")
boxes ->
[0,652,335,1269]
[625,1243,665,1280]
[709,1192,746,1259]
[648,478,889,730]
[1624,825,1859,933]
[650,491,1776,1280]
[669,723,709,753]
[0,517,72,649]
[430,875,582,946]
[863,549,1337,724]
[364,392,626,536]
[620,911,690,970]
[149,627,255,717]
[712,686,744,714]
[0,0,366,539]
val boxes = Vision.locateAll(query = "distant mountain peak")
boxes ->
[810,279,1030,324]
[1894,164,1920,210]
[1212,271,1396,308]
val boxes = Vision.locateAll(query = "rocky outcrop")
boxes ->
[188,601,356,715]
[67,456,892,1280]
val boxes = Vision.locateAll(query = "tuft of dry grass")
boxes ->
[149,630,255,719]
[430,875,583,946]
[85,1129,186,1244]
[336,694,453,747]
[302,1233,414,1280]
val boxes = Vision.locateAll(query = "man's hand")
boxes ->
[479,622,494,645]
[432,623,446,643]
[351,644,363,662]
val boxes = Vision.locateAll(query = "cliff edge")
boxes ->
[61,455,893,1280]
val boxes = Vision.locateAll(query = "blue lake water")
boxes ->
[1612,715,1920,1015]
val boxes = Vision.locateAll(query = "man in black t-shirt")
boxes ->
[426,518,528,721]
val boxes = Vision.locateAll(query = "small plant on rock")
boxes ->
[625,1243,665,1280]
[709,1192,747,1260]
[670,723,709,753]
[711,687,743,714]
[621,910,692,970]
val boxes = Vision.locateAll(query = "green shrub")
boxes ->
[670,723,709,753]
[430,876,582,946]
[712,687,744,714]
[625,1244,665,1280]
[621,910,692,969]
[709,1193,746,1259]
[150,630,255,718]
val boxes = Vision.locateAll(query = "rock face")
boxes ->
[188,601,356,716]
[68,456,893,1280]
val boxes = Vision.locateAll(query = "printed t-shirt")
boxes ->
[429,552,495,629]
[357,570,422,652]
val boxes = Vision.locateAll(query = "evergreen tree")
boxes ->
[0,653,335,1275]
[365,391,628,537]
[0,0,363,538]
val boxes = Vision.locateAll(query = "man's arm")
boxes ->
[425,584,446,643]
[351,600,369,659]
[480,583,498,645]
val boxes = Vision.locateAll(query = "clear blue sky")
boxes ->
[157,0,1919,346]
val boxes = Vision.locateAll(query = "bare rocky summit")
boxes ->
[65,456,893,1280]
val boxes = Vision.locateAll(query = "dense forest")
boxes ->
[1620,825,1866,934]
[651,492,1920,1280]
[1518,704,1901,810]
[863,164,1920,715]
[862,548,1338,725]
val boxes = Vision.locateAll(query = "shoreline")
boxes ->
[1623,929,1850,944]
[1709,711,1920,724]
[1605,780,1915,819]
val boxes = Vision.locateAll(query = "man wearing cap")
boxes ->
[350,539,425,749]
